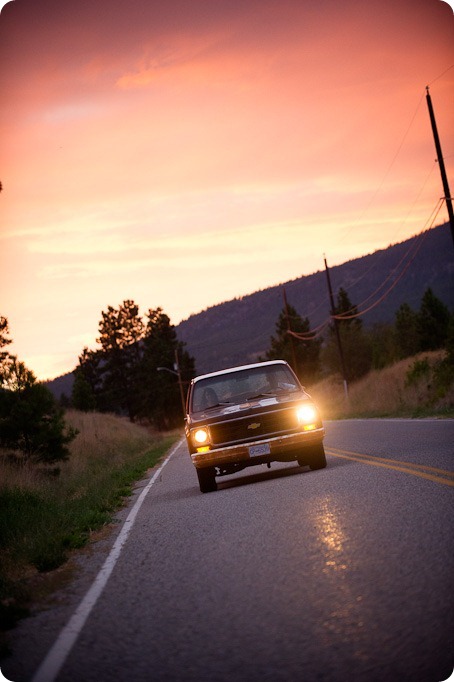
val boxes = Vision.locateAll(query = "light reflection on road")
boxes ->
[317,499,347,570]
[314,497,369,664]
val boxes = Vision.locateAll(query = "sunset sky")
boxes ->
[0,0,453,380]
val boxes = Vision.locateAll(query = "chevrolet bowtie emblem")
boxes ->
[248,422,261,430]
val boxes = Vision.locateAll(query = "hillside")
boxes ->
[176,223,453,375]
[47,223,453,398]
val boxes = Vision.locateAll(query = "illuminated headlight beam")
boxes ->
[192,428,210,446]
[296,404,318,426]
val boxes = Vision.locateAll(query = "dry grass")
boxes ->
[0,411,179,641]
[0,411,161,493]
[310,351,453,419]
[63,410,160,476]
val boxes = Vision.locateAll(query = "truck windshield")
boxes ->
[191,365,299,412]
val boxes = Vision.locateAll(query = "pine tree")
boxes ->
[140,308,195,428]
[417,288,451,352]
[322,288,372,381]
[75,303,195,427]
[96,300,145,420]
[0,317,76,464]
[73,347,102,410]
[0,316,12,365]
[265,305,321,385]
[395,303,419,358]
[72,370,96,412]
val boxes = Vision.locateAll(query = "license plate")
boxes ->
[249,443,271,457]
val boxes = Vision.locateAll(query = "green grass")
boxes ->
[0,411,179,646]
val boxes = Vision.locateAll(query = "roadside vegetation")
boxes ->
[71,302,195,429]
[0,282,452,651]
[264,286,453,418]
[0,408,178,653]
[311,349,454,419]
[265,287,453,388]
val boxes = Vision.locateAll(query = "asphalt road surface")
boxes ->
[3,419,454,682]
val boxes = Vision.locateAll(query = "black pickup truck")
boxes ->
[185,360,326,492]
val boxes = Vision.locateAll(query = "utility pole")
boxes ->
[324,256,349,401]
[426,86,454,248]
[157,350,187,420]
[282,286,298,376]
[174,348,187,417]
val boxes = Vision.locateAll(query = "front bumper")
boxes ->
[191,427,324,469]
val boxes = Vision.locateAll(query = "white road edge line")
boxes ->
[31,437,184,682]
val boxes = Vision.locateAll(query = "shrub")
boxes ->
[0,383,77,465]
[405,358,431,387]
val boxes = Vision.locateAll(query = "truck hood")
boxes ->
[188,390,310,425]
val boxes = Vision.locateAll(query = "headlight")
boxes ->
[296,404,318,428]
[192,428,210,446]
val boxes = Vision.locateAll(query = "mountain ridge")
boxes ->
[176,222,453,375]
[47,223,453,398]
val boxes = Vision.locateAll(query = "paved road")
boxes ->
[3,419,454,682]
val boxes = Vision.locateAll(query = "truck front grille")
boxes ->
[209,408,299,446]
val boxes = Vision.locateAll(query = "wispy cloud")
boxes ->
[1,0,453,379]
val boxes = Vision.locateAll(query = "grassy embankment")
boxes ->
[0,411,179,648]
[311,350,454,419]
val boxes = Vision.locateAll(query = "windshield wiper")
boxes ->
[247,387,298,400]
[246,392,277,400]
[203,401,232,410]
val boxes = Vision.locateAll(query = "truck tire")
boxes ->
[196,467,217,493]
[308,443,327,470]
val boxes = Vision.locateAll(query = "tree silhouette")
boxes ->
[72,370,96,412]
[395,303,419,359]
[0,316,12,367]
[0,382,76,464]
[417,288,451,352]
[0,316,76,463]
[140,308,195,428]
[75,302,195,427]
[265,305,321,385]
[322,288,372,381]
[72,347,102,411]
[96,300,145,420]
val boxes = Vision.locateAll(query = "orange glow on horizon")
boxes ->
[0,0,453,379]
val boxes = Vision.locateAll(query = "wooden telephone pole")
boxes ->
[282,286,298,376]
[426,86,454,248]
[324,256,349,401]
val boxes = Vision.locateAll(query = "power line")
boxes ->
[181,199,447,354]
[428,64,454,87]
[330,89,426,251]
[326,68,452,257]
[288,320,331,341]
[290,198,446,337]
[332,226,428,318]
[323,161,438,301]
[331,199,445,321]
